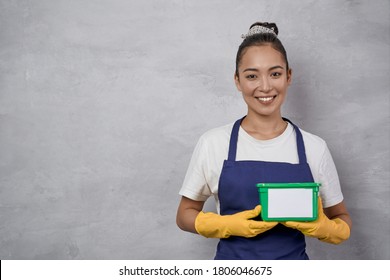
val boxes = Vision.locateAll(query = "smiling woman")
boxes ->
[176,21,352,260]
[235,45,291,137]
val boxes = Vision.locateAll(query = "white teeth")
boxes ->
[258,96,273,102]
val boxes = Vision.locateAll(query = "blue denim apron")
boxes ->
[215,117,314,260]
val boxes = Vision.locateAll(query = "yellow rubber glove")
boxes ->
[195,205,278,239]
[282,198,350,244]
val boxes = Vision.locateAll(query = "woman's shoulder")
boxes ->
[192,122,233,159]
[298,126,328,154]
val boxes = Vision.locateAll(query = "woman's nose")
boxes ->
[258,76,272,92]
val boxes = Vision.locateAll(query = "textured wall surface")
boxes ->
[0,0,389,260]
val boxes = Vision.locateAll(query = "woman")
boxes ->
[176,22,352,260]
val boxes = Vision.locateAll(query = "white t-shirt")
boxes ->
[179,121,343,212]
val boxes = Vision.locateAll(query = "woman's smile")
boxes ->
[256,95,277,104]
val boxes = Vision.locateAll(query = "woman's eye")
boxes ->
[271,72,282,78]
[246,74,257,79]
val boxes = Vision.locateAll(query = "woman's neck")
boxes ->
[241,113,287,140]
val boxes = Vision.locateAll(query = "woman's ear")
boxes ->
[287,68,292,85]
[234,73,242,92]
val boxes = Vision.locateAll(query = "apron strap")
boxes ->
[227,116,308,164]
[227,117,243,161]
[283,118,308,164]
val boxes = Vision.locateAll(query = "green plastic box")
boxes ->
[256,183,321,222]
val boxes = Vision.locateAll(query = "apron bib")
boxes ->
[215,117,314,260]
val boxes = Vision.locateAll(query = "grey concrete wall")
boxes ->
[0,0,389,259]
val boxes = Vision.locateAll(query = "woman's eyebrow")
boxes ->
[243,68,259,72]
[269,65,284,70]
[243,65,285,72]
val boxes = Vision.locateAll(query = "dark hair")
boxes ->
[235,22,289,77]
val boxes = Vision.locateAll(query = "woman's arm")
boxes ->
[176,196,205,234]
[324,200,352,230]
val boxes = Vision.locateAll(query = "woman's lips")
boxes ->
[256,95,276,104]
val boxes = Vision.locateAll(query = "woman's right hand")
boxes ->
[195,205,278,239]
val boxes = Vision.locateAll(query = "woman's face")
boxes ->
[235,45,292,119]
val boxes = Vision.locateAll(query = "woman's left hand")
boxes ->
[281,197,350,244]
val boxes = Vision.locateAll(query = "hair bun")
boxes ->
[249,22,279,35]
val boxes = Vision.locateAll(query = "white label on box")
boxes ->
[268,188,313,218]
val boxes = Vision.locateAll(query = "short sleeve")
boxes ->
[318,144,344,208]
[179,136,212,201]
